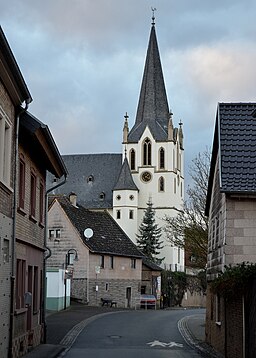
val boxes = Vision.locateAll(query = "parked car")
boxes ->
[140,294,156,309]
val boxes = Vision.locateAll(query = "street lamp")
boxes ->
[64,249,78,310]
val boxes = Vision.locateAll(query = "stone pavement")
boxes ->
[23,303,219,358]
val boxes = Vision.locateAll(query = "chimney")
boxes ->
[69,192,77,207]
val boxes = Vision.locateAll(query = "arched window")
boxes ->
[130,149,135,170]
[159,176,165,192]
[159,147,165,169]
[143,138,151,166]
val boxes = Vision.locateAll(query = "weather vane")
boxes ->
[151,7,157,25]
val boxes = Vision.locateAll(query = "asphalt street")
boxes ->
[62,308,203,358]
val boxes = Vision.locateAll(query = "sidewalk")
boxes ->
[23,303,216,358]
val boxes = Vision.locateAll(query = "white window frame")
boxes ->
[0,108,12,187]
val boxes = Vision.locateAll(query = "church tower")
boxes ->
[120,16,185,270]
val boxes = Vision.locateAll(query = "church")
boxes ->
[51,16,185,270]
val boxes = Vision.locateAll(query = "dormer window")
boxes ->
[99,192,105,200]
[87,175,94,183]
[143,138,151,166]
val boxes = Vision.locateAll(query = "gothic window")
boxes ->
[159,176,165,192]
[130,149,136,170]
[159,147,165,169]
[143,138,152,166]
[116,210,121,219]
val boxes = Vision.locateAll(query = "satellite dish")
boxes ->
[84,228,93,240]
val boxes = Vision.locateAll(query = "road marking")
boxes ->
[147,340,183,348]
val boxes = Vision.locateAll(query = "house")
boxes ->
[0,26,67,357]
[205,102,256,358]
[0,26,32,358]
[46,194,144,309]
[141,257,162,299]
[49,17,185,271]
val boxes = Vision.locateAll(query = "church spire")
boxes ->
[128,18,170,142]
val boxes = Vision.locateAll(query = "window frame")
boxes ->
[0,111,12,187]
[142,138,152,166]
[30,170,37,219]
[18,155,26,210]
[131,258,136,269]
[159,176,165,192]
[130,149,136,170]
[39,180,44,224]
[16,259,26,309]
[159,147,165,169]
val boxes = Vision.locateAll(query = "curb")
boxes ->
[178,315,223,358]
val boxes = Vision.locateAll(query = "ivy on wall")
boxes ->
[211,262,256,298]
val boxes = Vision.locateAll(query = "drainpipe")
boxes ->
[9,101,30,358]
[42,175,67,343]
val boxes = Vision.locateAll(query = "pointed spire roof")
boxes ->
[113,157,138,191]
[128,23,170,142]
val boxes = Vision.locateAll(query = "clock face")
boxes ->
[141,171,152,182]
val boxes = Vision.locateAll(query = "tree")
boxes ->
[164,148,211,268]
[137,199,164,264]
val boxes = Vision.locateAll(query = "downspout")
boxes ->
[9,101,30,358]
[42,175,67,343]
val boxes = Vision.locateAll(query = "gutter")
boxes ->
[42,175,67,343]
[9,100,30,358]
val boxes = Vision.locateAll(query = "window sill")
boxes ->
[29,215,37,223]
[39,222,45,228]
[17,207,26,216]
[0,180,13,194]
[15,307,27,315]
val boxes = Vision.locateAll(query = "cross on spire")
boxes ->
[151,7,156,25]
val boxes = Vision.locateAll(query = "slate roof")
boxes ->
[20,111,67,178]
[49,195,143,258]
[128,24,170,142]
[206,102,256,214]
[113,157,138,191]
[142,257,162,271]
[49,154,122,209]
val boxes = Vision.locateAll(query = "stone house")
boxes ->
[205,102,256,358]
[47,194,144,308]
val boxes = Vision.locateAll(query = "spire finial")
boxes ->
[151,7,156,25]
[179,119,183,128]
[124,112,129,121]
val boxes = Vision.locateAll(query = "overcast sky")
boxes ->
[1,0,256,186]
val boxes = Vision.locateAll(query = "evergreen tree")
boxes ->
[136,199,164,263]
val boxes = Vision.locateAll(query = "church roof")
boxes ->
[49,195,143,258]
[128,24,170,142]
[113,157,139,191]
[49,154,122,209]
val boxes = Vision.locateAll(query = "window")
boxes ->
[216,294,221,325]
[159,177,165,192]
[130,149,136,170]
[129,210,134,219]
[174,178,176,194]
[116,210,121,219]
[100,255,105,269]
[129,195,134,201]
[16,259,26,309]
[116,195,121,200]
[30,171,36,218]
[110,256,114,269]
[39,181,44,224]
[87,175,94,183]
[0,112,12,186]
[99,192,105,200]
[143,138,151,166]
[3,239,9,263]
[159,147,165,169]
[105,283,109,291]
[131,258,136,269]
[19,156,25,209]
[33,266,39,313]
[56,229,61,239]
[49,230,55,239]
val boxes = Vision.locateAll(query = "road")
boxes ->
[63,308,204,358]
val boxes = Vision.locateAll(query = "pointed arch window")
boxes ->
[130,149,136,170]
[159,176,165,192]
[143,138,152,166]
[159,147,165,169]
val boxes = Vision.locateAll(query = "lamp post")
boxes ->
[64,249,78,310]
